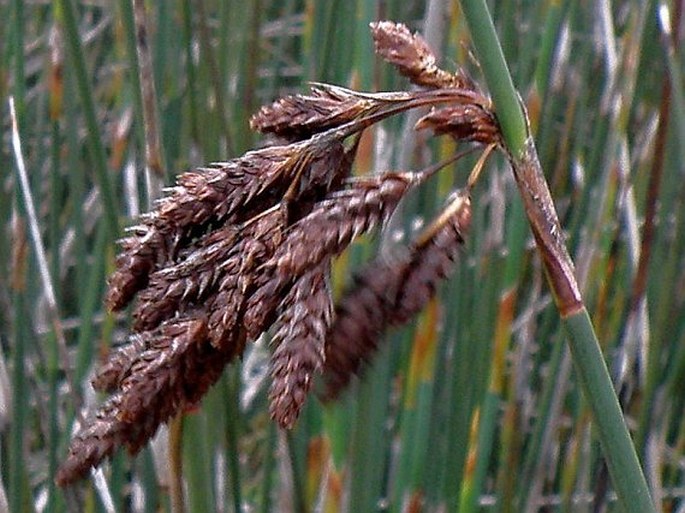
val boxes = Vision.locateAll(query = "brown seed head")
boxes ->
[269,265,332,428]
[322,191,472,399]
[60,16,499,485]
[250,85,377,140]
[415,105,501,145]
[106,138,351,311]
[370,21,474,90]
[57,316,233,486]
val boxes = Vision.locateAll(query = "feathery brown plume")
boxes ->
[321,190,472,399]
[106,137,350,311]
[242,171,420,337]
[59,19,501,486]
[269,264,332,428]
[250,85,378,140]
[91,333,149,393]
[415,104,500,145]
[57,316,234,485]
[370,21,475,90]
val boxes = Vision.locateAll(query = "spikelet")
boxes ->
[268,264,332,428]
[415,105,500,145]
[370,21,475,90]
[271,172,417,279]
[57,317,234,485]
[319,263,402,400]
[106,138,350,311]
[322,191,472,399]
[250,85,377,140]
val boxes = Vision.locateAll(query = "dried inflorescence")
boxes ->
[57,20,502,486]
[268,264,332,428]
[321,191,472,399]
[60,316,233,483]
[416,104,500,145]
[370,20,476,90]
[250,84,379,141]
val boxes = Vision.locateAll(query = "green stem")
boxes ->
[458,1,656,512]
[562,309,655,512]
[259,422,277,513]
[459,0,527,158]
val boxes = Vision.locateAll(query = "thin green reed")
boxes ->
[459,1,656,511]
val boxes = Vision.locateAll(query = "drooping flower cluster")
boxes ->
[57,20,500,485]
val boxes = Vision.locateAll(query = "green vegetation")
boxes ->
[2,1,684,512]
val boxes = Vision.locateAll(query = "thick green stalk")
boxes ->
[563,309,655,511]
[458,1,656,512]
[459,0,527,158]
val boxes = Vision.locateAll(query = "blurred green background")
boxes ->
[2,0,684,511]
